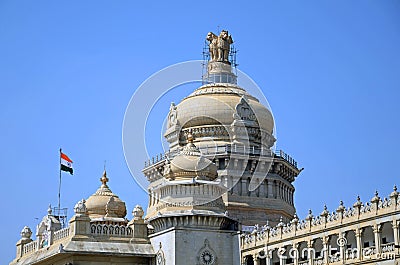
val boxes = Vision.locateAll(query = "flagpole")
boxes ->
[58,148,62,213]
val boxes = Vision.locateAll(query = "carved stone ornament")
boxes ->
[206,30,233,63]
[20,226,32,240]
[235,96,256,122]
[74,199,87,215]
[197,239,218,265]
[167,102,179,128]
[132,204,144,220]
[156,242,165,265]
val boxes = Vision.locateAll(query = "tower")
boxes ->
[143,30,302,264]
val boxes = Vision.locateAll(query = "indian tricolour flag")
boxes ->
[60,151,73,175]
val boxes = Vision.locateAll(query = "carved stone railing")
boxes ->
[362,246,376,257]
[144,145,298,169]
[314,256,324,265]
[90,224,132,237]
[22,241,38,255]
[53,227,70,242]
[381,242,395,253]
[346,248,358,260]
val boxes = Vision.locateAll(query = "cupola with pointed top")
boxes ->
[85,170,127,221]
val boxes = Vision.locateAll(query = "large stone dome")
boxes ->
[177,83,274,132]
[164,80,275,150]
[85,171,127,220]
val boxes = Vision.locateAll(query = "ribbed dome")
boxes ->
[164,134,218,181]
[85,171,127,219]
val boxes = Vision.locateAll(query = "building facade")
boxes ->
[9,30,400,265]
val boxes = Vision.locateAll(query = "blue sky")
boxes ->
[1,0,399,263]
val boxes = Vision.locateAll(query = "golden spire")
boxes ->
[100,170,109,187]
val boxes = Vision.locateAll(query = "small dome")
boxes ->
[164,133,217,181]
[85,171,127,219]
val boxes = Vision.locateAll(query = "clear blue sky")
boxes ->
[1,0,399,263]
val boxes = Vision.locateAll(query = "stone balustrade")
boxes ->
[241,188,400,264]
[144,145,297,169]
[22,241,37,255]
[90,224,132,237]
[53,227,70,242]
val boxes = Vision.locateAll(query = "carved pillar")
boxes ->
[282,185,286,202]
[267,180,273,198]
[278,182,282,199]
[393,220,400,246]
[307,240,314,265]
[338,232,346,264]
[259,180,266,197]
[266,249,273,265]
[253,253,260,265]
[293,243,299,265]
[373,223,382,254]
[322,236,329,264]
[290,188,294,205]
[355,227,363,261]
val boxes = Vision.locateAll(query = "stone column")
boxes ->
[373,224,382,255]
[307,240,314,265]
[293,243,299,265]
[392,220,400,244]
[354,228,363,261]
[266,249,273,265]
[253,253,260,265]
[392,220,399,256]
[259,180,266,197]
[267,180,273,198]
[322,236,329,264]
[338,232,346,264]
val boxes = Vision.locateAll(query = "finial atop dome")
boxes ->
[47,204,52,215]
[206,30,233,64]
[204,29,237,84]
[100,170,109,187]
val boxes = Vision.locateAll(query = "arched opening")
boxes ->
[381,221,395,253]
[345,230,358,260]
[244,254,254,265]
[271,248,280,265]
[328,234,340,263]
[298,241,309,263]
[313,238,324,263]
[361,226,375,258]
